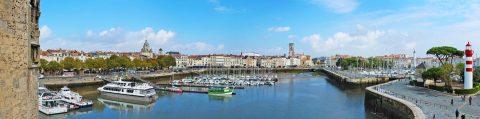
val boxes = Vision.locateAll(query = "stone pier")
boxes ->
[317,68,389,85]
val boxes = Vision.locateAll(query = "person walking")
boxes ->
[451,99,454,106]
[461,114,465,119]
[456,109,459,118]
[469,96,472,105]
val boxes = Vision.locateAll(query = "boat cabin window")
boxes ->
[127,89,134,93]
[103,87,121,92]
[114,82,126,86]
[129,83,135,87]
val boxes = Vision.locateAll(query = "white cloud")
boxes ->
[288,34,295,39]
[405,42,417,50]
[86,30,95,37]
[40,27,227,54]
[208,0,236,13]
[301,26,417,56]
[217,44,225,50]
[40,25,52,39]
[268,26,290,32]
[312,0,358,13]
[208,0,246,14]
[125,27,176,45]
[214,6,231,13]
[170,42,225,54]
[40,27,177,52]
[308,0,480,57]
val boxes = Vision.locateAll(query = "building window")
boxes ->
[31,43,40,67]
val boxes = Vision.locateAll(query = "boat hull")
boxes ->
[39,106,68,115]
[208,91,233,96]
[99,91,157,104]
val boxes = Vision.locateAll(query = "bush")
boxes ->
[409,80,424,87]
[427,85,453,93]
[454,85,480,94]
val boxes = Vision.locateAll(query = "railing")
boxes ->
[374,80,480,119]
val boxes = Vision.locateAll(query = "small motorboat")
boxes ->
[166,86,183,93]
[58,86,93,108]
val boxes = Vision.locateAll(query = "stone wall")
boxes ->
[317,68,389,85]
[0,0,40,119]
[365,81,425,119]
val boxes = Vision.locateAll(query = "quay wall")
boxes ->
[317,68,389,85]
[365,81,425,119]
[40,77,105,89]
[142,68,312,80]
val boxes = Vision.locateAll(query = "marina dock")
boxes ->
[156,83,245,89]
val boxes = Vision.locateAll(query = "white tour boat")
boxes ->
[97,79,157,102]
[38,87,68,115]
[58,86,93,108]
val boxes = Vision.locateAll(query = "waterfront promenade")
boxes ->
[376,79,480,119]
[318,68,391,84]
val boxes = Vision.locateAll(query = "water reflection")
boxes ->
[208,95,232,102]
[39,106,93,119]
[97,98,155,112]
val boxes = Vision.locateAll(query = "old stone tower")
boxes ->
[0,0,41,119]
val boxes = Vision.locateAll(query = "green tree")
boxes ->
[39,59,48,73]
[107,55,120,71]
[133,59,143,68]
[422,67,442,85]
[95,58,108,74]
[474,67,480,83]
[46,61,63,75]
[426,46,464,65]
[456,63,465,80]
[116,56,132,69]
[149,59,158,69]
[156,56,166,69]
[440,63,454,87]
[61,57,81,71]
[163,56,176,68]
[85,58,96,70]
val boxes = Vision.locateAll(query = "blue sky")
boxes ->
[40,0,480,57]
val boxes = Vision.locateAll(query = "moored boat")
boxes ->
[208,86,233,96]
[97,78,157,103]
[166,86,183,93]
[58,86,93,108]
[38,87,68,115]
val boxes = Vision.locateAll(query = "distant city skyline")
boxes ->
[39,0,480,57]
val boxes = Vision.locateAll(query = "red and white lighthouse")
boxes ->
[465,42,474,89]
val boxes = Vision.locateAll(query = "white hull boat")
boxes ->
[58,86,93,108]
[38,87,68,115]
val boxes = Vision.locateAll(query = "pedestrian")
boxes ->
[433,114,435,119]
[456,109,459,118]
[469,96,472,105]
[461,114,465,119]
[451,99,454,106]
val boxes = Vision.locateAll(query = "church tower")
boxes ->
[141,40,153,58]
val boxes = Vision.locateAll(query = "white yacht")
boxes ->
[38,87,68,115]
[97,79,157,102]
[58,86,93,108]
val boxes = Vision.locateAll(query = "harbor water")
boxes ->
[40,72,384,119]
